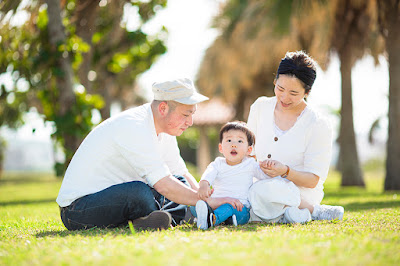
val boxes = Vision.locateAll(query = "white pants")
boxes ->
[249,177,301,222]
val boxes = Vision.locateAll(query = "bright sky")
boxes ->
[2,0,389,146]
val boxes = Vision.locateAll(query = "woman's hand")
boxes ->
[259,159,288,177]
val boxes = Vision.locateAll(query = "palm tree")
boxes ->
[197,1,330,121]
[198,0,386,187]
[376,0,400,190]
[331,0,386,186]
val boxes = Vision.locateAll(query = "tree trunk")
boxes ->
[45,0,78,174]
[196,126,211,176]
[338,51,365,187]
[99,77,113,120]
[384,6,400,190]
[235,89,247,121]
[75,0,100,92]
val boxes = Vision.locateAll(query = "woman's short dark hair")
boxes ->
[276,51,317,93]
[219,121,255,146]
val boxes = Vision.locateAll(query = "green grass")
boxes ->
[1,170,399,266]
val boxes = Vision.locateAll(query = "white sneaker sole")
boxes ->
[232,215,238,226]
[196,200,209,230]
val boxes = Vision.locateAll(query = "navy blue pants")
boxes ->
[60,176,188,230]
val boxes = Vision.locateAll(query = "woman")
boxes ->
[247,51,344,223]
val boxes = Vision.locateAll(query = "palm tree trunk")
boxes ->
[338,51,365,187]
[235,89,247,121]
[45,0,78,175]
[384,14,400,190]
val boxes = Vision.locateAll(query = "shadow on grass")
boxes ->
[343,200,400,211]
[34,226,196,238]
[35,221,292,238]
[0,198,56,206]
[35,227,133,238]
[176,222,265,232]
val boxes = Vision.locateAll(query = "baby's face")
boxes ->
[219,129,252,166]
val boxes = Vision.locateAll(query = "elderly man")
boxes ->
[57,78,227,230]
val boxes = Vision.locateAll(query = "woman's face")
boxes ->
[274,74,308,111]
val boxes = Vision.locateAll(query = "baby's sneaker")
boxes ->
[283,207,311,224]
[312,205,344,221]
[232,215,238,226]
[196,200,215,230]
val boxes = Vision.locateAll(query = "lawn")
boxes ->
[0,170,399,265]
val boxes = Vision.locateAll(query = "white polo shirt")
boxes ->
[56,103,188,207]
[247,96,333,205]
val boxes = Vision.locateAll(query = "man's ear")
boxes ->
[158,101,169,117]
[218,143,223,154]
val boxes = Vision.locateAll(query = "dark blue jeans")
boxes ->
[60,176,189,230]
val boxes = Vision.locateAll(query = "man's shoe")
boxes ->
[284,207,311,224]
[196,200,214,230]
[312,205,344,221]
[130,210,172,230]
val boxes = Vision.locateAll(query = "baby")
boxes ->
[195,121,270,229]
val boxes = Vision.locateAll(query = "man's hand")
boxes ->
[198,180,213,201]
[259,159,287,177]
[206,197,244,211]
[224,198,244,211]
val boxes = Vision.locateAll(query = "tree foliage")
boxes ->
[0,0,168,176]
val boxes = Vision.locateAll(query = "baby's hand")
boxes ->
[198,180,213,200]
[259,160,286,177]
[259,159,276,170]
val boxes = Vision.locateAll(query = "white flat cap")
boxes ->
[152,78,209,105]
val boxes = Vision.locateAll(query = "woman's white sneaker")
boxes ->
[312,205,344,221]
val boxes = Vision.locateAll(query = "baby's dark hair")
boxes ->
[219,121,255,146]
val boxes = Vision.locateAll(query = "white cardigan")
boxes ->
[247,96,333,205]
